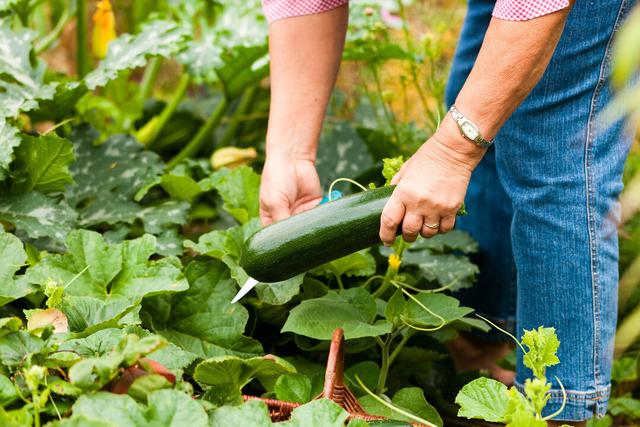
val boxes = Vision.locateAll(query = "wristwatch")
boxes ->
[449,105,494,148]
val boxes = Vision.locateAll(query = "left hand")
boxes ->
[379,120,487,246]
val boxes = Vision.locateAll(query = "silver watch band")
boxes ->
[449,105,494,148]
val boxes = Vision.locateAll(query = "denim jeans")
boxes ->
[445,0,638,421]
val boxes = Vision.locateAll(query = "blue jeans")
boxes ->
[445,0,638,421]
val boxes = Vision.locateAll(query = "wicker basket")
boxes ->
[242,328,432,426]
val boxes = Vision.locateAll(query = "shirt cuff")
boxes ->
[492,0,570,21]
[262,0,350,24]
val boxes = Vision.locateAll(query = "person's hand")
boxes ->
[259,155,323,226]
[379,120,486,246]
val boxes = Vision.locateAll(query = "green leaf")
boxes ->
[194,354,296,388]
[183,230,227,259]
[127,374,172,404]
[0,317,22,339]
[146,341,198,372]
[60,296,141,337]
[83,20,189,90]
[254,274,306,305]
[344,361,380,396]
[50,415,116,427]
[384,288,407,329]
[64,125,188,233]
[207,399,274,427]
[274,374,313,404]
[159,174,203,201]
[146,389,209,426]
[0,22,58,117]
[396,250,479,291]
[0,331,44,367]
[27,230,188,301]
[316,121,374,194]
[455,377,511,422]
[343,42,414,62]
[0,191,77,244]
[216,44,270,100]
[402,292,474,328]
[71,392,148,426]
[0,118,21,181]
[0,375,19,407]
[408,231,479,254]
[58,328,127,357]
[48,379,83,396]
[360,387,442,427]
[315,250,376,279]
[0,232,37,306]
[610,397,640,418]
[216,166,261,224]
[611,357,638,383]
[282,288,393,340]
[202,383,243,407]
[142,260,263,359]
[521,326,560,379]
[382,157,404,186]
[175,40,223,82]
[278,399,350,427]
[10,133,76,195]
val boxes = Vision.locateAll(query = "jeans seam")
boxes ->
[584,0,630,411]
[514,381,611,400]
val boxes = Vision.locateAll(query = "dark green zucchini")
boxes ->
[241,185,398,282]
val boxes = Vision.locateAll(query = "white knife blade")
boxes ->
[231,278,258,303]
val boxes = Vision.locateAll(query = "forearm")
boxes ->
[437,4,576,159]
[266,5,349,161]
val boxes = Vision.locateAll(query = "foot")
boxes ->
[445,331,516,386]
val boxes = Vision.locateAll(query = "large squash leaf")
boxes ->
[63,125,189,233]
[142,260,263,359]
[0,232,37,306]
[282,288,392,340]
[27,230,188,301]
[83,20,189,91]
[0,21,57,118]
[0,118,20,181]
[360,387,443,427]
[0,191,77,243]
[194,354,296,388]
[8,132,76,195]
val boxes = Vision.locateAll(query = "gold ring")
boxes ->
[423,222,440,230]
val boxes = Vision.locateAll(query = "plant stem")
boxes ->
[372,240,407,299]
[370,63,401,145]
[140,57,163,101]
[35,4,73,54]
[375,335,391,395]
[217,86,259,148]
[167,97,230,170]
[76,0,90,79]
[389,328,415,365]
[335,274,345,290]
[619,254,640,310]
[146,74,191,149]
[614,303,640,358]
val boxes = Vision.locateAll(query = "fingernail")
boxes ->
[383,242,392,247]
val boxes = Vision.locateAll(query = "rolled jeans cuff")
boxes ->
[514,380,611,421]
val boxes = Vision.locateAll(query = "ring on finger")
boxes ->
[423,222,440,230]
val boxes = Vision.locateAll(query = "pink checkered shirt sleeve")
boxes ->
[262,0,349,23]
[493,0,570,20]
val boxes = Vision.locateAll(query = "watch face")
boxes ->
[461,121,479,140]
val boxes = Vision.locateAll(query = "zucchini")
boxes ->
[240,185,398,282]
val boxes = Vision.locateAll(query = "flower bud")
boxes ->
[211,147,258,171]
[92,0,116,60]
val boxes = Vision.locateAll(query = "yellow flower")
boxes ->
[388,254,401,269]
[211,147,258,171]
[92,0,116,59]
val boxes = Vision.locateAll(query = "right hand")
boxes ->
[259,156,322,226]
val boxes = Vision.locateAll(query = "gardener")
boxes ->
[258,0,638,424]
